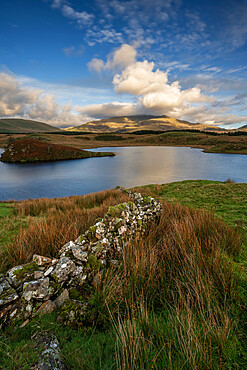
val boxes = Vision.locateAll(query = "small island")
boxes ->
[0,138,114,163]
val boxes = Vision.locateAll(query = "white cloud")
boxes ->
[113,58,212,113]
[76,102,137,118]
[48,0,94,27]
[88,44,137,73]
[61,5,94,27]
[88,58,105,73]
[63,45,84,56]
[0,73,41,116]
[0,72,84,127]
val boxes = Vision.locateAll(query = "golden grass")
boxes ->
[1,189,130,271]
[97,202,243,368]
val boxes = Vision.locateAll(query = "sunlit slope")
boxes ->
[0,118,61,133]
[64,115,222,133]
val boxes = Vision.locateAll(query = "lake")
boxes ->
[0,146,246,201]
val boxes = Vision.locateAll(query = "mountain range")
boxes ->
[64,115,224,133]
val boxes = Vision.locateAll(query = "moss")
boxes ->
[107,204,126,217]
[69,289,83,301]
[13,262,39,281]
[87,255,102,272]
[95,243,104,253]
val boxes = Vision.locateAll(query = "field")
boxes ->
[0,130,247,155]
[0,181,246,369]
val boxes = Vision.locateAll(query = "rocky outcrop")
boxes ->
[0,191,161,328]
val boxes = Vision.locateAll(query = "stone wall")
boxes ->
[0,191,161,328]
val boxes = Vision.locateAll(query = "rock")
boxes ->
[35,300,56,316]
[7,262,39,289]
[44,266,54,277]
[33,254,55,266]
[55,289,69,308]
[19,319,29,328]
[52,257,76,283]
[34,271,44,279]
[0,279,19,306]
[33,332,67,370]
[22,278,50,301]
[71,246,88,262]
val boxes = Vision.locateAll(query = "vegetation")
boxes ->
[1,129,246,154]
[0,189,130,272]
[0,180,246,368]
[0,118,61,134]
[0,138,114,163]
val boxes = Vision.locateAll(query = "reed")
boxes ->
[97,202,243,368]
[1,189,130,270]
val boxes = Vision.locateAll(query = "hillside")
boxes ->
[0,138,114,163]
[0,118,61,133]
[238,124,247,130]
[64,115,223,133]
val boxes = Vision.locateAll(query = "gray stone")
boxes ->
[71,246,88,262]
[55,289,69,308]
[0,279,19,306]
[36,300,56,316]
[34,271,44,279]
[22,278,50,301]
[52,257,76,283]
[33,332,67,370]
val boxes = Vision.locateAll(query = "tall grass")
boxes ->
[96,202,244,369]
[1,189,130,271]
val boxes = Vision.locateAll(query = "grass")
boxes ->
[0,180,246,368]
[1,130,247,154]
[0,189,130,272]
[133,180,247,235]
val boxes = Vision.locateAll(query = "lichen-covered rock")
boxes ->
[7,262,39,289]
[71,246,88,262]
[0,278,19,306]
[52,257,76,283]
[55,289,69,308]
[22,278,50,302]
[33,254,58,266]
[33,332,67,370]
[35,300,56,316]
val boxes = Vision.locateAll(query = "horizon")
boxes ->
[1,0,247,129]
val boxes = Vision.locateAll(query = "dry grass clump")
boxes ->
[97,202,243,369]
[2,189,130,270]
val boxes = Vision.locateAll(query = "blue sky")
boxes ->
[1,0,247,128]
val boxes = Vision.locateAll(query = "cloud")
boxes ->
[85,28,124,46]
[63,45,84,56]
[0,72,83,127]
[88,44,137,73]
[48,0,94,27]
[0,72,41,116]
[75,102,137,118]
[112,58,212,113]
[84,43,247,126]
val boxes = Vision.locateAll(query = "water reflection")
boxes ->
[0,147,246,201]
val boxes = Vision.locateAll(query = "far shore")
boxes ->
[0,130,246,155]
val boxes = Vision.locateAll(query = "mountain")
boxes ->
[64,115,223,133]
[0,118,61,133]
[238,124,247,130]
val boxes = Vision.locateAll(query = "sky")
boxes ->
[1,0,247,128]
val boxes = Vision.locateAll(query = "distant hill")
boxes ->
[0,118,61,133]
[64,115,223,133]
[238,124,247,130]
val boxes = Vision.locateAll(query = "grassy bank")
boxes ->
[0,181,246,368]
[0,130,247,154]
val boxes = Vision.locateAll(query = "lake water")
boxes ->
[0,146,246,201]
